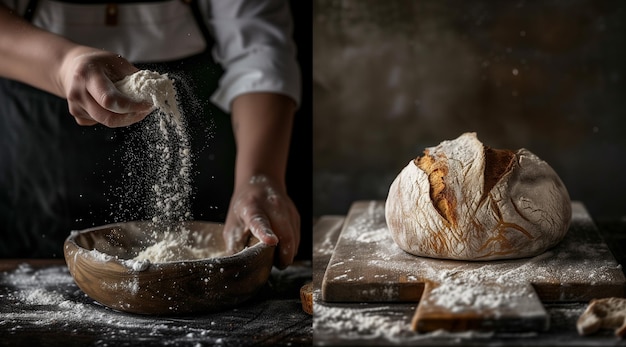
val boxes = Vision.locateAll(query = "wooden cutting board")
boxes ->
[321,201,626,333]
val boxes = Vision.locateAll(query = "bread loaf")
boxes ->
[300,282,313,315]
[385,132,571,260]
[577,297,626,337]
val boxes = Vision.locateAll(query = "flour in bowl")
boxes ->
[133,228,227,263]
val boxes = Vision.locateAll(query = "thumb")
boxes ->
[88,73,153,114]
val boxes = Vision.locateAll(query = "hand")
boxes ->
[223,175,300,269]
[58,46,153,127]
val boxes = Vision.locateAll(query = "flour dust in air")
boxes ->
[113,70,204,264]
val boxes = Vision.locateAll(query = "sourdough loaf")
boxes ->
[385,132,571,260]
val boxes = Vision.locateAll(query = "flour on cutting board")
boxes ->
[313,290,497,343]
[326,201,624,311]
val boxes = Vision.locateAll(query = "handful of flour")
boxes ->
[114,70,181,124]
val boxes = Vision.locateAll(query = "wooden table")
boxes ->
[0,259,312,346]
[312,212,626,346]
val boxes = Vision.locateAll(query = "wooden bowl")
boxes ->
[63,221,275,315]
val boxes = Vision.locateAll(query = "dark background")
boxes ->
[313,0,626,224]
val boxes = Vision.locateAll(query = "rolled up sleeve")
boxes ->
[208,0,301,112]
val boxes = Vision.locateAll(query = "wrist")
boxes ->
[234,172,287,193]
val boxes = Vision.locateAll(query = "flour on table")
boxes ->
[0,264,236,344]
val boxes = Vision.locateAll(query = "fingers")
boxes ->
[272,207,300,269]
[247,201,300,269]
[73,115,98,126]
[248,214,279,246]
[87,73,153,115]
[247,211,299,269]
[224,203,299,269]
[62,50,153,128]
[80,74,152,127]
[68,89,151,128]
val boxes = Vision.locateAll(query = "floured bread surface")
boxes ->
[385,132,571,260]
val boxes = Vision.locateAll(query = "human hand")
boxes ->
[223,175,300,269]
[58,46,153,127]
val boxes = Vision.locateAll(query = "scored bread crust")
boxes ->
[385,132,572,261]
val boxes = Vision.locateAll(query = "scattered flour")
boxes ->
[115,69,192,226]
[0,264,288,345]
[312,290,495,343]
[318,200,623,340]
[113,70,207,264]
[428,270,538,313]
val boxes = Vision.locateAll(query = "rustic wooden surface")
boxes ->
[313,205,626,346]
[0,259,312,346]
[321,200,625,333]
[64,221,275,315]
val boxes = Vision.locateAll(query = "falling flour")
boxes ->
[114,70,199,263]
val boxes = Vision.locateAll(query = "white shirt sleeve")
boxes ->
[206,0,302,112]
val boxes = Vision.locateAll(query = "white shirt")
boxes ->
[1,0,301,112]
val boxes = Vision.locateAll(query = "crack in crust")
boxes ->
[481,146,516,202]
[416,151,457,226]
[475,193,535,258]
[417,146,515,228]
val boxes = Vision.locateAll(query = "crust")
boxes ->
[416,142,516,226]
[300,282,313,315]
[385,132,571,261]
[577,297,626,337]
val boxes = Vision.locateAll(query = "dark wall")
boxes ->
[313,0,626,221]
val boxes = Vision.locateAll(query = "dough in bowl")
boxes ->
[385,132,571,260]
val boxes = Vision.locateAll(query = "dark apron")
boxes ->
[0,1,236,258]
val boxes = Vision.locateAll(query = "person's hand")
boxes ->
[223,175,300,269]
[57,46,153,127]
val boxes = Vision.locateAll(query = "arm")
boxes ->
[224,92,300,269]
[0,5,151,127]
[207,0,303,268]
